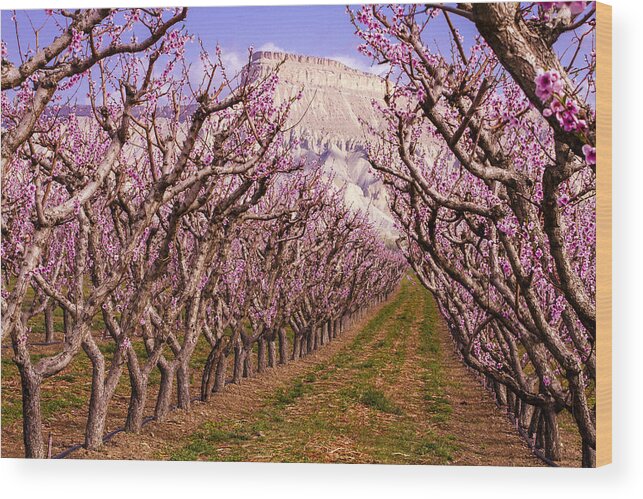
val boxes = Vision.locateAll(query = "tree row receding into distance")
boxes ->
[1,8,404,459]
[351,1,597,466]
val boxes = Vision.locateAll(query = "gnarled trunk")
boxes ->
[213,351,228,392]
[83,336,123,450]
[242,346,254,378]
[278,328,288,364]
[155,357,176,420]
[543,406,562,462]
[17,363,44,458]
[44,303,55,344]
[201,338,226,400]
[582,441,596,468]
[257,337,267,373]
[306,327,314,354]
[233,340,245,384]
[125,351,148,433]
[292,333,301,360]
[176,361,191,411]
[268,337,277,368]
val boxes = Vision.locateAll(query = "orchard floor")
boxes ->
[2,278,582,466]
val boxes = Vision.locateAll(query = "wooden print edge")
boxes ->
[596,1,612,468]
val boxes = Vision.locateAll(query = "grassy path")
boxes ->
[77,278,540,465]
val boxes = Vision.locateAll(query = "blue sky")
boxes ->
[1,4,592,105]
[186,5,378,73]
[1,5,465,79]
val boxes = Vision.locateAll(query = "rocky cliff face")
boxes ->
[249,51,395,236]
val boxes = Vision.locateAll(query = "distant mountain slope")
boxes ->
[249,51,395,236]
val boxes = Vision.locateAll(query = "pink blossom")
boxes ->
[534,69,563,102]
[582,144,596,165]
[558,193,571,207]
[561,111,579,131]
[551,99,565,113]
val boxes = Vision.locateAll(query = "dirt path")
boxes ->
[74,278,548,466]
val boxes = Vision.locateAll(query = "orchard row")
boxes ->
[1,9,404,458]
[352,2,597,466]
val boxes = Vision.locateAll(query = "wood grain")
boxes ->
[596,1,612,468]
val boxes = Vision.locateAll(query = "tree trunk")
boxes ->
[495,382,507,406]
[582,440,596,468]
[85,384,109,450]
[536,412,545,450]
[243,346,254,378]
[291,334,300,360]
[213,352,228,392]
[176,361,191,411]
[528,406,541,442]
[520,400,533,429]
[257,337,267,373]
[125,352,147,433]
[125,379,147,433]
[83,337,123,450]
[507,389,516,412]
[268,338,277,368]
[233,341,244,384]
[278,328,288,364]
[17,363,45,458]
[307,328,314,353]
[44,303,55,344]
[201,345,218,401]
[543,406,562,461]
[155,358,176,420]
[63,308,73,336]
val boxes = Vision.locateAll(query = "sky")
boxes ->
[1,5,470,80]
[184,5,382,74]
[0,4,593,106]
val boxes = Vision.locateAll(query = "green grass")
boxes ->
[416,433,459,462]
[170,421,251,461]
[273,378,312,409]
[418,293,454,424]
[41,392,86,417]
[1,398,23,427]
[356,386,402,415]
[1,358,24,426]
[169,282,412,462]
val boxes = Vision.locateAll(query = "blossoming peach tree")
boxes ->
[351,1,596,466]
[1,8,404,458]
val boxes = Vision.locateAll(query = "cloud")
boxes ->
[259,42,286,53]
[326,54,391,77]
[186,48,247,90]
[220,50,246,76]
[187,57,207,85]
